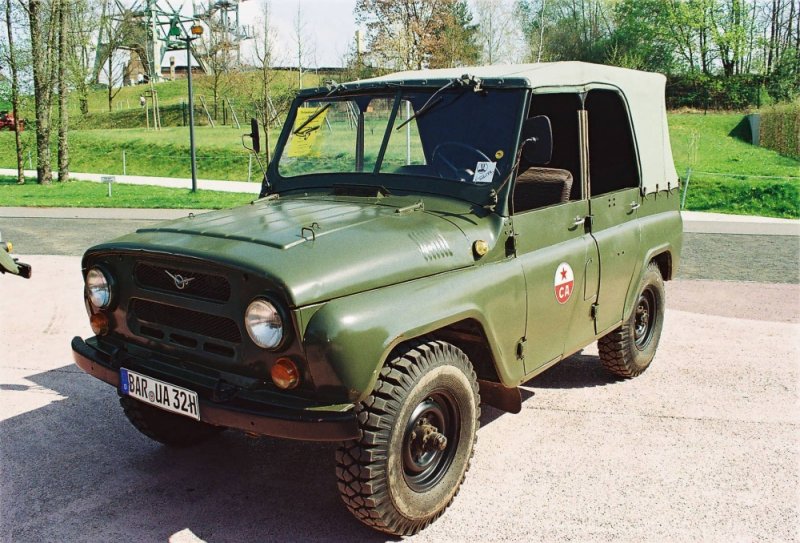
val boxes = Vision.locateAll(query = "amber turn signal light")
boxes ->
[271,358,300,390]
[90,313,110,336]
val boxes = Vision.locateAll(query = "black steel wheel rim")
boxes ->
[401,389,461,493]
[634,287,657,349]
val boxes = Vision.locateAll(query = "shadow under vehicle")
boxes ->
[72,62,682,536]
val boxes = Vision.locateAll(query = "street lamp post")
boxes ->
[185,25,203,193]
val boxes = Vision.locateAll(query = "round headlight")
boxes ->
[245,299,284,349]
[86,267,112,308]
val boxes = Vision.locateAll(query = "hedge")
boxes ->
[760,101,800,159]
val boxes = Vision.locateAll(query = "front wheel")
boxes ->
[336,339,480,535]
[598,262,665,378]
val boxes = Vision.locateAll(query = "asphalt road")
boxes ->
[1,217,798,542]
[1,214,798,283]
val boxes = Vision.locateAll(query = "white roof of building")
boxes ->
[360,62,679,194]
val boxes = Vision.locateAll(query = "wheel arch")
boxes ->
[622,244,675,321]
[302,266,527,405]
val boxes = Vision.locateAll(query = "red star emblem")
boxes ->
[560,268,567,280]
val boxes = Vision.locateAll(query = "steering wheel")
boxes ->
[431,142,494,182]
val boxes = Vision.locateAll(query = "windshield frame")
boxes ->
[265,80,530,208]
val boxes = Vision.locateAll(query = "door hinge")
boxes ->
[590,303,599,319]
[516,337,526,360]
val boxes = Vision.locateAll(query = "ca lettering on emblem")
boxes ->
[554,262,574,304]
[165,270,195,290]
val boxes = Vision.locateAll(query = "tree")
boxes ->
[2,0,25,184]
[95,2,126,113]
[607,0,677,73]
[516,0,614,63]
[292,2,311,87]
[355,0,466,70]
[428,0,479,68]
[22,0,58,185]
[65,0,100,115]
[253,0,279,163]
[474,0,524,64]
[56,0,68,182]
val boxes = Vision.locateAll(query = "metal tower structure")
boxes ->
[95,0,194,84]
[192,1,253,65]
[95,0,253,84]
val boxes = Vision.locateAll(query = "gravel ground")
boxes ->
[1,215,798,542]
[1,255,798,543]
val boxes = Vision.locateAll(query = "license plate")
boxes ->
[120,368,200,421]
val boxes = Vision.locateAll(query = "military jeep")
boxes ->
[73,62,681,535]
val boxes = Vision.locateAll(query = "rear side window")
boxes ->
[585,90,639,196]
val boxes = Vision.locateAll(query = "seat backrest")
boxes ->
[513,167,573,212]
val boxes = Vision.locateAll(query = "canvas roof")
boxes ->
[359,62,679,194]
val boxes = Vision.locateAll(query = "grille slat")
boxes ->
[134,263,231,302]
[130,298,241,343]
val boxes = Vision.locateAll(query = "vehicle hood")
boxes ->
[89,197,477,307]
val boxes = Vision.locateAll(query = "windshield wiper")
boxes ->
[292,103,331,135]
[395,74,483,131]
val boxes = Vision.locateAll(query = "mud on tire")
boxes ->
[335,339,480,536]
[598,261,665,378]
[120,396,224,447]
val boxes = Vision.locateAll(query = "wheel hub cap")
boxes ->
[402,392,460,493]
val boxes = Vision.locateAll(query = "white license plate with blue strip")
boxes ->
[120,368,200,421]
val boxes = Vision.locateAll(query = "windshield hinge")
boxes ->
[483,189,498,212]
[395,201,424,215]
[251,193,279,204]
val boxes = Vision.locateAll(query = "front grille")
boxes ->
[130,298,241,343]
[134,262,231,302]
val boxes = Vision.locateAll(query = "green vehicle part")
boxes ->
[72,62,682,536]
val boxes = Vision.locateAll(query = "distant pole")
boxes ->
[185,32,201,193]
[122,150,127,175]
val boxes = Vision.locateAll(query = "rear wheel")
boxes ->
[120,396,224,447]
[598,262,665,378]
[336,339,480,535]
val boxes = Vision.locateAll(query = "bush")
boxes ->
[760,101,800,159]
[667,73,763,110]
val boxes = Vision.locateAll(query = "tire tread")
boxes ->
[335,338,480,535]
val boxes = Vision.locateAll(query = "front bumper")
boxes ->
[71,336,360,441]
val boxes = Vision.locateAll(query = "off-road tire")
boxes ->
[598,261,665,378]
[120,396,224,447]
[336,339,480,535]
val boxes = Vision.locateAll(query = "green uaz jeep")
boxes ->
[73,62,682,535]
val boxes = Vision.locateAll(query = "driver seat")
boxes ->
[513,115,573,212]
[513,167,573,212]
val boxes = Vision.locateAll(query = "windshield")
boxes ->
[276,87,524,190]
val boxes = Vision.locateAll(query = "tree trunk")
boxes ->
[107,50,113,112]
[5,0,25,184]
[28,0,53,185]
[57,0,69,182]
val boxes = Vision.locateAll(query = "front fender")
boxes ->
[301,260,527,404]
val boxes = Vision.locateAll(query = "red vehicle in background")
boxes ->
[0,111,24,131]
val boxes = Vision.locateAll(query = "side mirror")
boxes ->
[521,115,552,165]
[249,118,260,154]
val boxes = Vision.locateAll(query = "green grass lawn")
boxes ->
[669,112,799,218]
[1,111,797,216]
[0,125,280,181]
[0,176,251,209]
